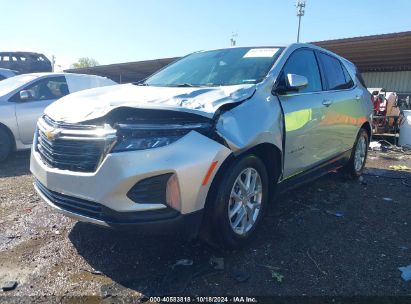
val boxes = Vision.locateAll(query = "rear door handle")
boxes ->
[355,95,361,101]
[322,99,332,107]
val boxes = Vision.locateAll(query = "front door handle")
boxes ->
[322,99,332,107]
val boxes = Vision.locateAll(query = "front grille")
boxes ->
[35,116,116,173]
[35,179,102,218]
[42,114,97,130]
[37,131,106,172]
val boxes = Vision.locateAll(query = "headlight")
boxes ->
[111,122,212,152]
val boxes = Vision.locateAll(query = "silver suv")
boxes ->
[30,44,372,248]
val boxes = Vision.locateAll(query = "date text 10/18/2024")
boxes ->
[148,296,258,303]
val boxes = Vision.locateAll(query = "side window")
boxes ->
[282,49,322,93]
[341,64,354,88]
[317,52,353,90]
[14,76,69,102]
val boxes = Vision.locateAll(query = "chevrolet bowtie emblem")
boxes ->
[45,129,61,140]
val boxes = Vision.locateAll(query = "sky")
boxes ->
[1,0,411,71]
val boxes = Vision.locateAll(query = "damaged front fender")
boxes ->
[215,88,284,160]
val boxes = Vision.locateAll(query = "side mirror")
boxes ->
[19,90,33,101]
[287,74,308,90]
[273,73,309,95]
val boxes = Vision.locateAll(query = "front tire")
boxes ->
[0,128,13,162]
[345,128,369,178]
[202,155,269,249]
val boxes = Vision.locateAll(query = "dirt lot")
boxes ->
[0,149,410,302]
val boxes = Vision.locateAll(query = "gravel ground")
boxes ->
[0,149,410,302]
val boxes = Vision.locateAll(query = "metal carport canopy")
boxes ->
[65,31,411,82]
[64,57,179,83]
[312,31,411,72]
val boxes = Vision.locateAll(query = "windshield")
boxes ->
[144,47,283,87]
[0,74,38,97]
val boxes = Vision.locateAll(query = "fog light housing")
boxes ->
[127,173,171,205]
[127,173,181,211]
[166,174,181,210]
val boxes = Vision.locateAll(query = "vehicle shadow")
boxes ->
[66,171,358,297]
[68,165,411,296]
[67,173,347,297]
[0,151,31,178]
[68,223,219,296]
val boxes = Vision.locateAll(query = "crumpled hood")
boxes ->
[45,83,256,123]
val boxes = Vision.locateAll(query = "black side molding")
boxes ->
[278,149,351,193]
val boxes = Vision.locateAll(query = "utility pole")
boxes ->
[296,0,306,43]
[230,32,238,47]
[52,55,56,72]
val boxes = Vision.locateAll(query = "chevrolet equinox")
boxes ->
[31,44,373,248]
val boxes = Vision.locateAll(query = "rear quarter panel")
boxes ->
[342,60,373,139]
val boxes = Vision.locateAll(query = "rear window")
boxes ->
[317,52,353,90]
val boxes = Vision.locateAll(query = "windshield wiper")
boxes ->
[133,81,148,86]
[174,83,196,87]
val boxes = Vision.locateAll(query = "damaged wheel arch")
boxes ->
[203,142,282,213]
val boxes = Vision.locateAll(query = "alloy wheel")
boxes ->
[354,136,367,172]
[228,167,263,235]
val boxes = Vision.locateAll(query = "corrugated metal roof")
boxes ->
[312,31,411,72]
[66,31,411,82]
[64,57,178,83]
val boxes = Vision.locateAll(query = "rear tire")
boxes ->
[201,155,269,250]
[344,128,369,178]
[0,128,13,162]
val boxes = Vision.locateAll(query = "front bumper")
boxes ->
[34,179,204,237]
[31,131,231,233]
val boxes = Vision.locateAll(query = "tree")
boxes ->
[70,57,99,69]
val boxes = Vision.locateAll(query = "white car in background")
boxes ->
[0,73,116,161]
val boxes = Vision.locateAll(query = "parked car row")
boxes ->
[0,68,18,80]
[25,44,372,248]
[0,73,116,161]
